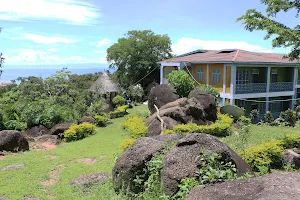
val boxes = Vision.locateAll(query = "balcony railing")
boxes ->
[269,82,293,92]
[236,83,267,94]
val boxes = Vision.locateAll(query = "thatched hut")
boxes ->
[89,72,120,104]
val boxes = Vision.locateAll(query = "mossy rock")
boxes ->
[220,105,245,120]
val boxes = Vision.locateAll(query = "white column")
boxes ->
[230,65,236,95]
[230,98,234,105]
[206,64,209,86]
[160,64,164,84]
[266,66,271,93]
[266,97,269,113]
[293,67,298,89]
[222,98,226,106]
[223,64,227,93]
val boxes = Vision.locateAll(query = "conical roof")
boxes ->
[89,72,120,93]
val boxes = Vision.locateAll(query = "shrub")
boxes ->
[87,101,103,116]
[112,95,125,106]
[282,133,300,149]
[64,122,96,142]
[109,105,128,119]
[128,84,144,102]
[238,116,251,126]
[264,111,274,123]
[196,85,221,105]
[250,109,259,120]
[120,138,137,152]
[94,114,109,127]
[164,114,233,137]
[121,116,147,139]
[295,105,300,119]
[279,109,297,127]
[167,70,195,97]
[241,140,284,172]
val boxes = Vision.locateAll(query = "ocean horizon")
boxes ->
[0,63,112,82]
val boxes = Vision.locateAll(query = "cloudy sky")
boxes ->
[0,0,297,66]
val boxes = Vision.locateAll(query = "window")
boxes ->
[252,69,259,83]
[269,101,283,111]
[236,99,245,108]
[197,69,204,82]
[271,69,278,83]
[212,69,221,84]
[166,68,172,76]
[236,69,250,84]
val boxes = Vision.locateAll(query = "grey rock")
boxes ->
[2,163,25,171]
[284,149,300,169]
[185,172,300,200]
[50,123,73,135]
[0,130,29,152]
[162,133,252,196]
[35,135,60,145]
[79,116,95,124]
[23,196,40,200]
[147,116,181,137]
[25,125,50,138]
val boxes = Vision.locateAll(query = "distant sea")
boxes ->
[0,63,111,82]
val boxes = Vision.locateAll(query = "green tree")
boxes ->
[167,70,195,97]
[238,0,300,60]
[107,30,173,88]
[44,68,71,97]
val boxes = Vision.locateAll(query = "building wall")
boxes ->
[163,66,177,78]
[192,64,207,84]
[209,64,224,92]
[226,66,231,93]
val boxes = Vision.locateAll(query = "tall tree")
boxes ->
[106,30,173,88]
[238,0,300,60]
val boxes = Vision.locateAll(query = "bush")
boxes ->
[64,122,96,142]
[87,100,103,117]
[109,105,128,119]
[164,114,232,137]
[128,84,144,102]
[120,138,137,152]
[167,70,195,97]
[112,95,125,106]
[197,85,221,105]
[282,133,300,149]
[264,111,274,124]
[121,116,147,139]
[94,114,109,127]
[241,140,284,172]
[238,116,251,126]
[279,109,297,127]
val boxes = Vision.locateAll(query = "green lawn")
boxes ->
[0,104,149,200]
[1,104,299,200]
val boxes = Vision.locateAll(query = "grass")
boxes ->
[222,124,300,153]
[0,104,149,200]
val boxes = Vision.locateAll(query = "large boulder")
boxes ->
[145,91,218,136]
[25,125,50,138]
[162,133,252,196]
[112,134,181,194]
[148,84,179,114]
[220,104,245,120]
[50,122,73,136]
[79,116,95,124]
[283,149,300,169]
[185,172,300,200]
[0,130,29,152]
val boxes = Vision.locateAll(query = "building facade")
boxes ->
[160,49,299,116]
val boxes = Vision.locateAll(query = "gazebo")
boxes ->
[89,72,121,102]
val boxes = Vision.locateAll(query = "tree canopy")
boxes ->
[106,30,173,88]
[238,0,300,60]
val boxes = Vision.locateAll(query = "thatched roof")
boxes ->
[89,72,120,94]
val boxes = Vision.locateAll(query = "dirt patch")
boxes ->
[45,155,57,160]
[31,143,56,151]
[98,154,106,159]
[69,172,109,186]
[0,195,7,200]
[41,169,58,186]
[2,163,25,171]
[0,153,4,160]
[80,158,97,164]
[23,196,40,200]
[47,194,55,199]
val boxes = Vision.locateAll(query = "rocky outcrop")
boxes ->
[0,130,29,152]
[25,125,50,138]
[50,122,73,136]
[112,133,251,197]
[146,89,218,136]
[148,84,179,114]
[162,133,252,196]
[185,172,300,200]
[79,116,95,124]
[284,149,300,169]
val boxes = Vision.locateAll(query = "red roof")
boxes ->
[161,49,299,64]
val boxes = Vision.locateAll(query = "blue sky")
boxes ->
[0,0,297,67]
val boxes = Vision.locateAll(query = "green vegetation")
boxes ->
[121,116,147,139]
[64,123,96,142]
[94,114,109,127]
[167,70,195,97]
[109,105,128,119]
[164,114,233,137]
[238,0,300,60]
[112,95,125,107]
[119,138,137,152]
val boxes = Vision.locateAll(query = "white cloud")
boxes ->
[13,33,77,44]
[47,48,58,52]
[0,0,101,25]
[171,38,273,55]
[99,53,108,64]
[9,49,59,63]
[96,38,111,48]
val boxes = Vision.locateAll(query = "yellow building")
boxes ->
[160,49,299,116]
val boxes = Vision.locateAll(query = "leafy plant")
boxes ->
[128,84,144,103]
[282,133,300,149]
[171,178,199,200]
[120,138,137,152]
[94,114,109,127]
[167,70,195,97]
[87,101,103,117]
[279,109,297,127]
[64,122,96,142]
[113,95,125,106]
[109,105,128,119]
[196,153,237,185]
[238,116,251,126]
[121,116,147,139]
[264,111,274,124]
[250,109,259,120]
